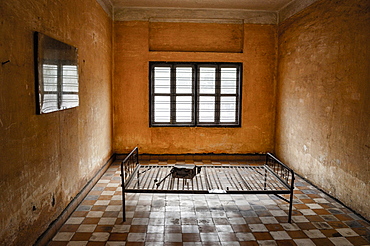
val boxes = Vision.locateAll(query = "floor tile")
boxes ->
[253,232,273,240]
[53,232,75,241]
[126,233,146,242]
[217,232,238,241]
[288,230,309,239]
[257,239,278,245]
[89,232,110,241]
[60,224,80,232]
[293,238,316,246]
[304,229,326,239]
[164,233,182,242]
[328,237,354,246]
[77,225,97,233]
[335,228,359,237]
[249,224,269,232]
[200,232,219,242]
[145,233,164,242]
[270,230,291,240]
[234,232,255,241]
[182,233,201,242]
[66,217,85,225]
[215,224,234,232]
[67,241,89,246]
[71,232,92,241]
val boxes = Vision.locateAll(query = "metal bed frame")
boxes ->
[120,147,295,222]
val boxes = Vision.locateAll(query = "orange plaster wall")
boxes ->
[0,0,113,245]
[276,0,370,219]
[113,22,277,154]
[149,22,244,52]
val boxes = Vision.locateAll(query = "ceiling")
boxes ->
[112,0,295,12]
[97,0,319,23]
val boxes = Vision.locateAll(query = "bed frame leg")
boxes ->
[288,188,294,223]
[122,183,126,222]
[120,168,126,222]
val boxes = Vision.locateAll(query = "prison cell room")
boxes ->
[1,0,369,245]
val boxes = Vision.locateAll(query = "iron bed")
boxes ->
[120,147,295,222]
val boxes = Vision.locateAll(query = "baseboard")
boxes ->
[116,153,266,162]
[34,154,116,246]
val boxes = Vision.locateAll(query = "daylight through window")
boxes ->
[150,62,242,127]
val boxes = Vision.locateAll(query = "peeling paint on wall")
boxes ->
[0,0,113,245]
[276,0,370,220]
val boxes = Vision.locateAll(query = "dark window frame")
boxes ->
[150,62,242,127]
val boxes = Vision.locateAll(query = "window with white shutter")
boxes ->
[150,62,242,127]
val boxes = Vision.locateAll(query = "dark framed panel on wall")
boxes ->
[34,32,79,114]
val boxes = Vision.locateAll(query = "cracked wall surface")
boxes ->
[0,0,113,245]
[276,0,370,220]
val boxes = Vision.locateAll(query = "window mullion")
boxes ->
[195,65,199,125]
[57,62,63,109]
[150,64,154,124]
[170,65,176,124]
[236,65,241,125]
[215,65,221,124]
[192,64,196,126]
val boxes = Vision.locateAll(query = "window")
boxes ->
[150,62,242,127]
[35,32,79,114]
[41,63,79,113]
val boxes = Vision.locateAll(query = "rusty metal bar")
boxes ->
[120,147,139,222]
[121,148,295,223]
